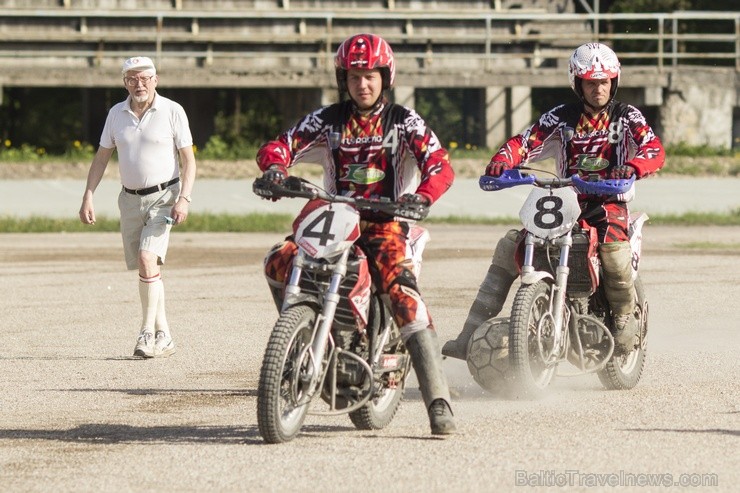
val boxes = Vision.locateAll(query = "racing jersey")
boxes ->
[257,99,454,220]
[492,100,665,184]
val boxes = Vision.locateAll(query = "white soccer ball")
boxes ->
[466,317,512,396]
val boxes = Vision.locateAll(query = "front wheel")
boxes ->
[598,276,648,390]
[257,305,316,443]
[508,280,558,399]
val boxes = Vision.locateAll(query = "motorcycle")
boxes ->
[467,168,648,398]
[252,176,430,443]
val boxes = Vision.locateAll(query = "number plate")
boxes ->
[295,201,360,259]
[519,187,581,240]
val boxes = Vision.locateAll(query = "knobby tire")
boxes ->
[598,276,648,390]
[509,280,557,399]
[257,305,316,444]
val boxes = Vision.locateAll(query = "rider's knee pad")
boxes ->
[389,267,420,293]
[599,241,633,285]
[491,229,521,278]
[264,240,297,283]
[598,241,635,314]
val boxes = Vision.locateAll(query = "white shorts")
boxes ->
[118,183,179,270]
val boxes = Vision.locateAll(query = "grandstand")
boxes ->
[0,0,737,148]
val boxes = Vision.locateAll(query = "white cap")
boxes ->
[121,56,156,75]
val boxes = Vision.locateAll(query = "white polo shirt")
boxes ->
[99,92,193,190]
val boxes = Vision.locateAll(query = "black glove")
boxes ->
[399,193,430,206]
[485,161,509,177]
[263,165,286,184]
[609,164,636,179]
[255,165,288,202]
[397,193,430,221]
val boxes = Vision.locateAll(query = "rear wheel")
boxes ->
[257,305,316,443]
[350,311,407,430]
[598,276,648,390]
[348,380,405,430]
[508,280,558,399]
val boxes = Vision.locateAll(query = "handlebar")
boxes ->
[479,168,635,195]
[252,176,430,221]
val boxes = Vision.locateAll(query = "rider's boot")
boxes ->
[599,241,639,353]
[442,230,519,360]
[407,329,456,435]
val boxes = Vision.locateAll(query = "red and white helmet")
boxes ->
[568,43,621,102]
[334,33,396,93]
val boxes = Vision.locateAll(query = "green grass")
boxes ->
[0,213,294,233]
[0,216,122,233]
[425,215,520,225]
[428,209,740,227]
[2,209,740,233]
[678,242,740,250]
[647,209,740,226]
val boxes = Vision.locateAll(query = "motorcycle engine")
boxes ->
[332,330,369,386]
[567,311,612,370]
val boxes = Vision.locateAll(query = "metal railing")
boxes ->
[0,8,737,87]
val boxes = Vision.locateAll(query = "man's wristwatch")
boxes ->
[178,195,192,203]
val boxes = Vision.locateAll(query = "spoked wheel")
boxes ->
[257,305,316,443]
[598,276,648,390]
[349,302,407,430]
[349,367,406,430]
[509,280,558,399]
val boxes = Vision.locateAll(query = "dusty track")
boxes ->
[1,225,738,492]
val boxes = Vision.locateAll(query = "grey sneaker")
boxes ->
[133,331,155,358]
[154,331,176,358]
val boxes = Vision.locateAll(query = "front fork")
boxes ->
[521,232,572,361]
[284,249,351,400]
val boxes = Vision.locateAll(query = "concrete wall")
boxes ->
[659,68,738,149]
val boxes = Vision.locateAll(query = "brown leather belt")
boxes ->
[122,177,179,196]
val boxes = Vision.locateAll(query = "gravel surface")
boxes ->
[1,225,738,492]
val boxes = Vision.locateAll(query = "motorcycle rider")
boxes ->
[256,33,456,435]
[442,42,665,359]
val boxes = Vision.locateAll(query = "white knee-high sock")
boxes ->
[139,274,162,334]
[155,278,170,337]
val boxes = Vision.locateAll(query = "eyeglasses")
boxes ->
[124,75,155,86]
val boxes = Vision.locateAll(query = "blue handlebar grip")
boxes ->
[479,169,536,191]
[572,174,635,195]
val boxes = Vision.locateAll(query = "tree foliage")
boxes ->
[607,0,690,13]
[603,0,730,11]
[0,88,85,155]
[415,88,484,148]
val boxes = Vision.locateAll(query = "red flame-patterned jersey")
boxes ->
[492,100,665,184]
[257,100,454,220]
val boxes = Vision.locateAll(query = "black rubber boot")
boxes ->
[407,329,456,435]
[428,399,455,435]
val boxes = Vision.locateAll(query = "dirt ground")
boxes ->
[1,224,738,492]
